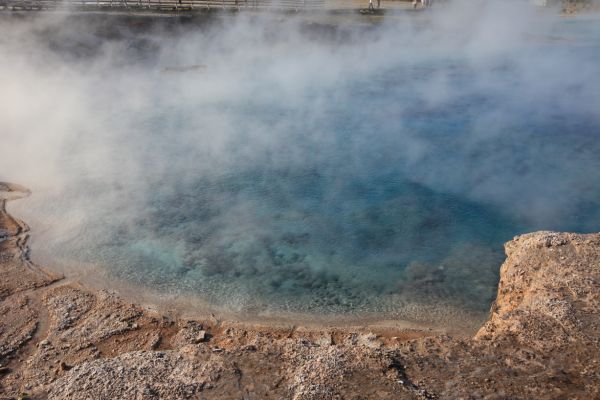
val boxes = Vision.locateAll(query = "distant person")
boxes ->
[412,0,418,8]
[377,0,380,9]
[369,0,375,11]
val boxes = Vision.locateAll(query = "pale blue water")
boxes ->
[12,14,600,319]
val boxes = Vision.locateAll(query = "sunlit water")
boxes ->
[5,12,600,323]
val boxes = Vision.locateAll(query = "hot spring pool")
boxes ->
[3,9,600,326]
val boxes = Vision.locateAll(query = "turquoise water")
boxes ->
[7,13,600,319]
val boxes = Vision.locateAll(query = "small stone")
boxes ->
[59,361,72,371]
[195,330,208,343]
[316,333,334,347]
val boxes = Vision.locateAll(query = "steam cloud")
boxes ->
[1,1,599,321]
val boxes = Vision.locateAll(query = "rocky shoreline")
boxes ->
[1,183,599,399]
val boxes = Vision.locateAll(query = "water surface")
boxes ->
[3,11,600,324]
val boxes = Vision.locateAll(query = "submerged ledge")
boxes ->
[0,182,599,399]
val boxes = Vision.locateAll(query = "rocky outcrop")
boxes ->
[477,232,600,345]
[0,183,598,399]
[397,232,600,399]
[562,0,600,14]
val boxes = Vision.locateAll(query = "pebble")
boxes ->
[195,330,208,343]
[59,361,73,371]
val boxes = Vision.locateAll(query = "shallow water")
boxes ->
[4,11,600,323]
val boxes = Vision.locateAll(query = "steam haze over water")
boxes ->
[2,3,600,325]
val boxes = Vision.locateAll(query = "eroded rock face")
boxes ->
[0,192,599,400]
[477,232,600,345]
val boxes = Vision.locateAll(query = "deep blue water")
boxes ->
[10,14,600,319]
